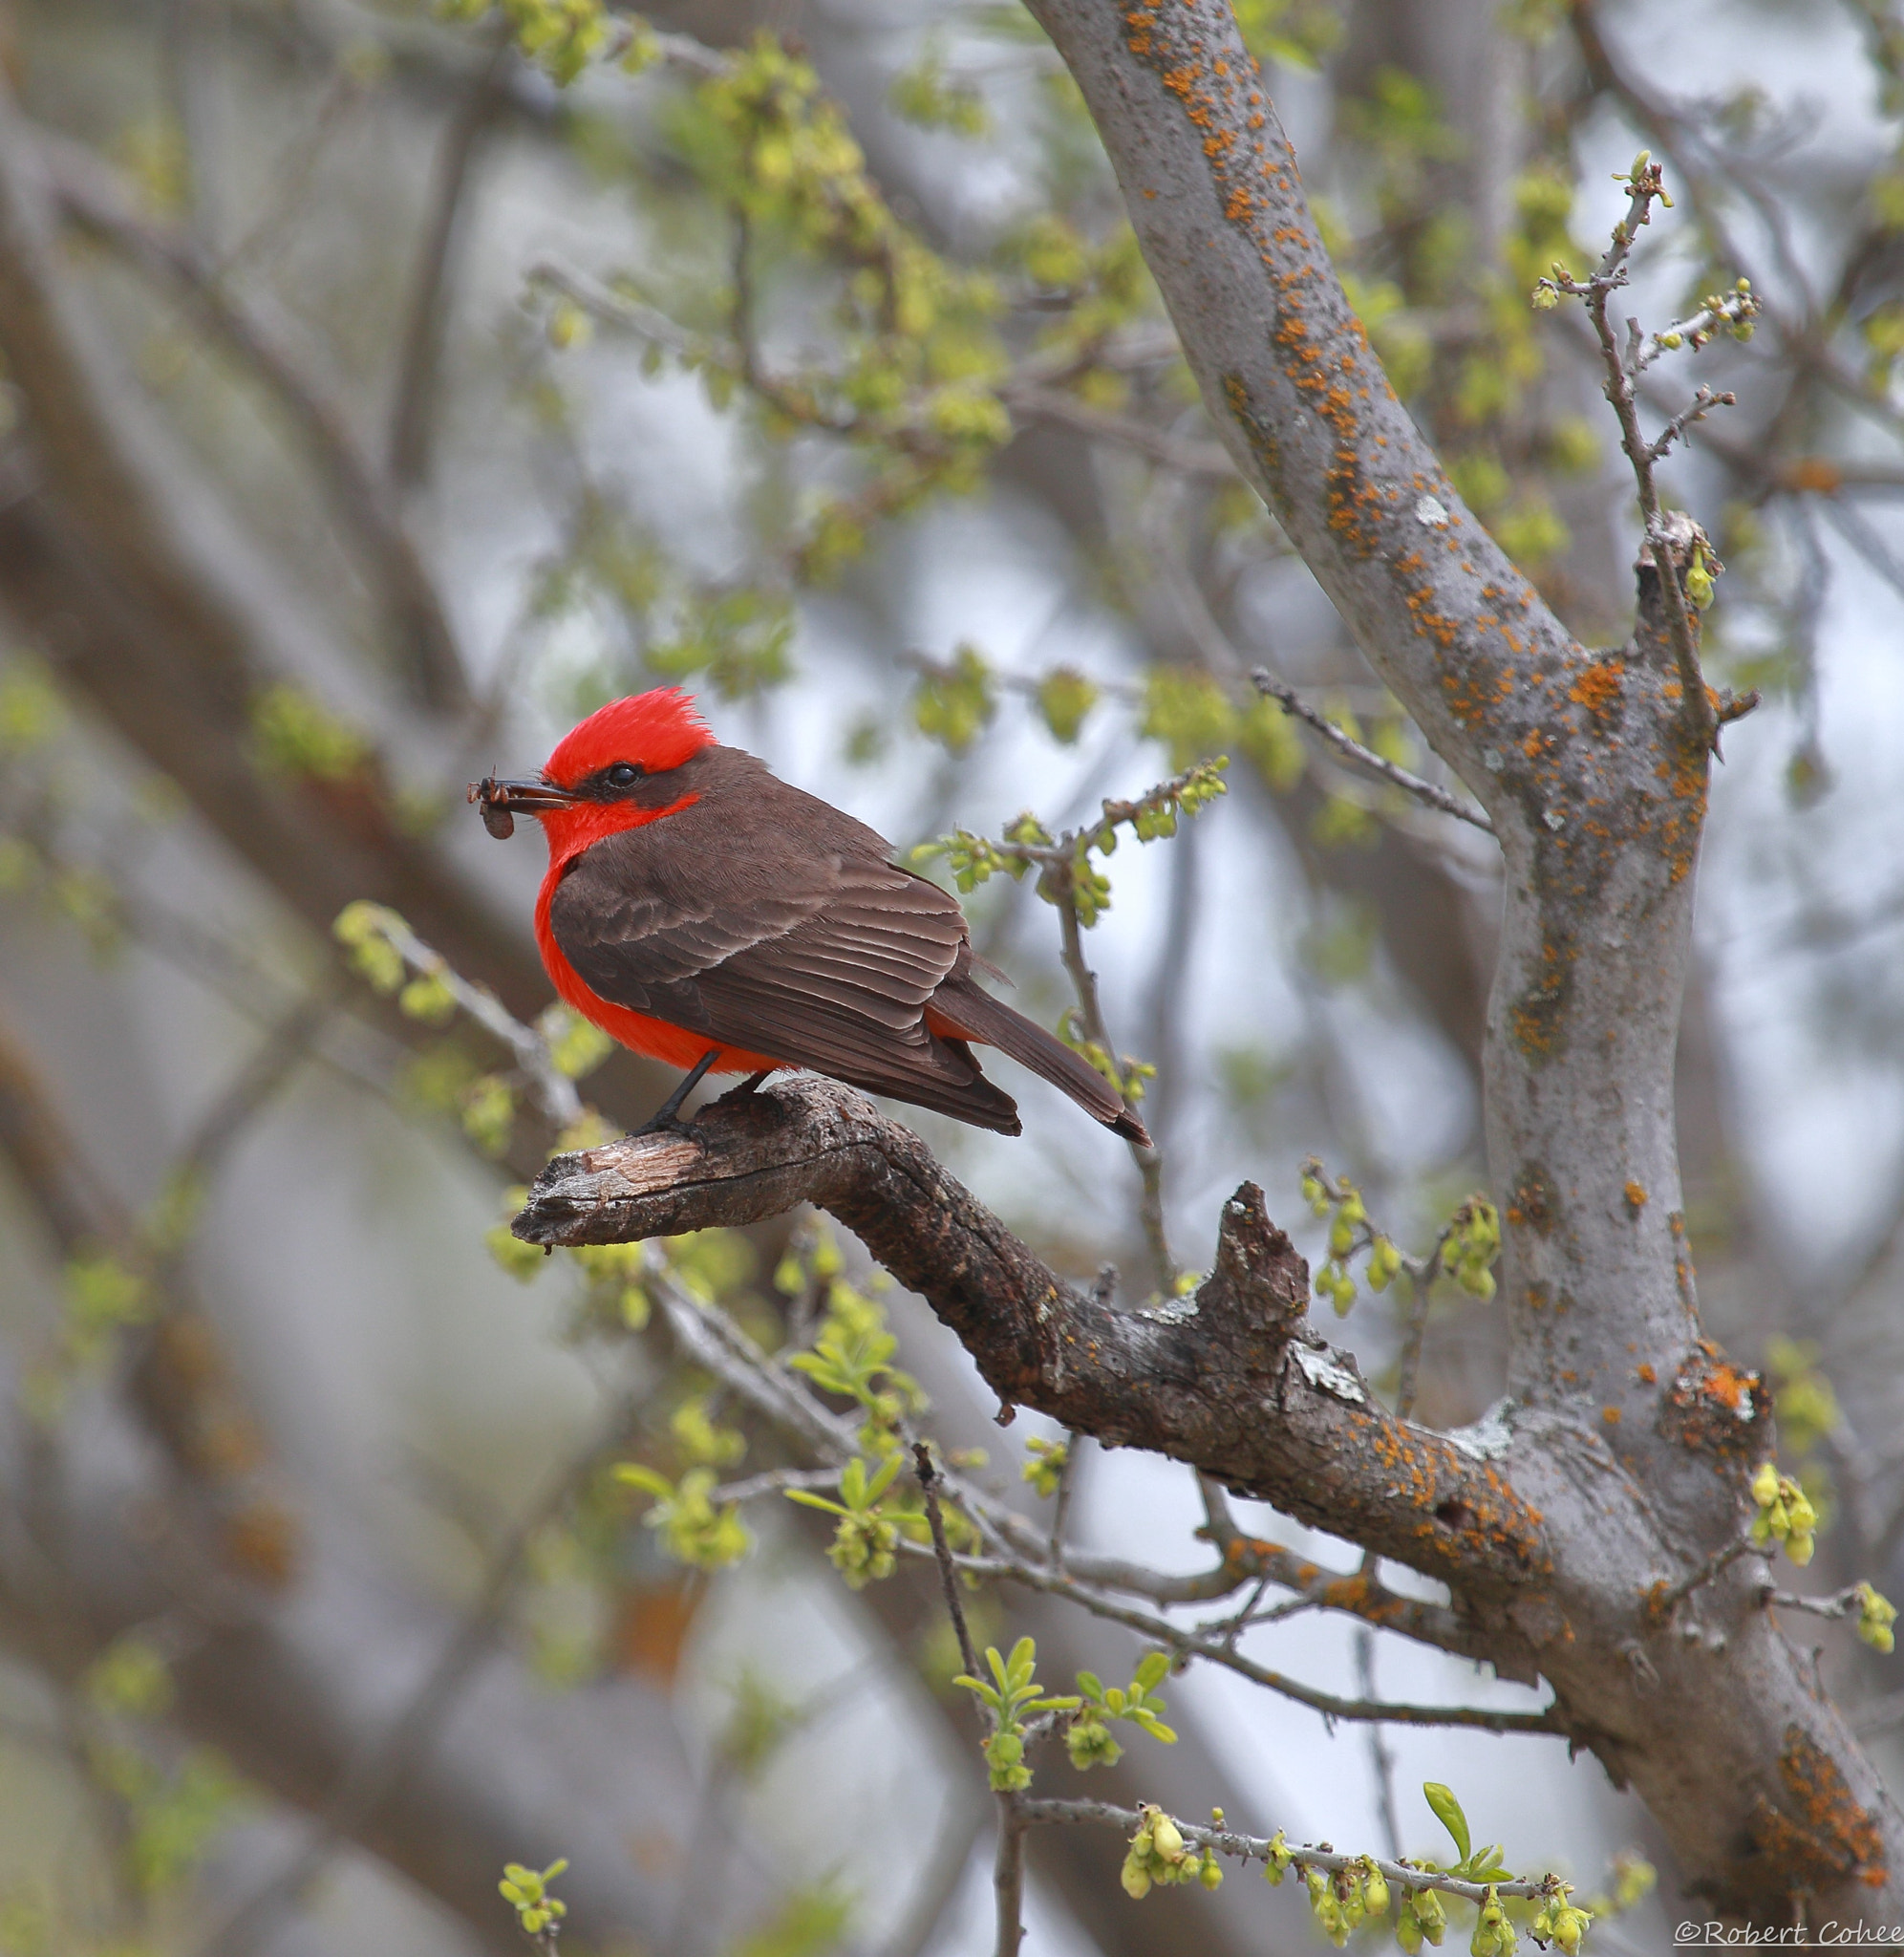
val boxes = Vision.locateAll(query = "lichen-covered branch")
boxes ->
[514,1067,1902,1921]
[515,1077,1551,1604]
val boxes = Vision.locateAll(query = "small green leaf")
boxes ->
[865,1452,905,1503]
[1133,1650,1171,1692]
[1423,1782,1470,1864]
[783,1491,850,1516]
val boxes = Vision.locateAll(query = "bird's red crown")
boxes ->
[546,687,715,786]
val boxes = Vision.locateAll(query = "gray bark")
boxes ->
[506,0,1904,1904]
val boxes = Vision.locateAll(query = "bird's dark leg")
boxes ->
[631,1049,721,1138]
[737,1069,774,1094]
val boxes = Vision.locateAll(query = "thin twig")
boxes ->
[1395,1221,1457,1422]
[1017,1798,1567,1904]
[1648,385,1736,463]
[915,1444,978,1681]
[1251,672,1494,834]
[1649,1535,1764,1621]
[708,1466,845,1506]
[388,24,510,488]
[894,1539,1553,1731]
[1855,1688,1904,1739]
[997,380,1235,479]
[164,993,332,1202]
[1356,1627,1401,1861]
[362,911,582,1129]
[993,1795,1027,1957]
[1762,1581,1875,1624]
[1541,162,1721,748]
[1053,881,1172,1285]
[42,132,468,711]
[1046,1432,1081,1577]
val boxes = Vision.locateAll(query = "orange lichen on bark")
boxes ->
[1749,1726,1887,1893]
[1509,939,1570,1061]
[1360,1412,1551,1581]
[1661,1340,1764,1459]
[1567,656,1625,726]
[1624,1180,1648,1213]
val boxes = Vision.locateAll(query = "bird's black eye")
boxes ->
[606,762,644,788]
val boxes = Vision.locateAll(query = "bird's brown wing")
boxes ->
[547,805,1023,1130]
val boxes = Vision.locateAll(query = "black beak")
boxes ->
[467,775,575,840]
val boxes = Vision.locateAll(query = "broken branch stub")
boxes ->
[512,1077,1551,1602]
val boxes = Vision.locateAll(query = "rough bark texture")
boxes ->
[519,1080,1549,1603]
[504,0,1901,1894]
[517,1078,1899,1922]
[999,0,1901,1923]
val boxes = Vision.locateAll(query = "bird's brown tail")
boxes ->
[928,978,1152,1148]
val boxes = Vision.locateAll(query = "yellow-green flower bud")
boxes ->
[1122,1851,1153,1901]
[1363,1860,1391,1915]
[1751,1460,1780,1507]
[1151,1815,1187,1864]
[1265,1830,1292,1884]
[1342,1873,1366,1927]
[1857,1582,1898,1654]
[1200,1850,1224,1890]
[1415,1884,1447,1945]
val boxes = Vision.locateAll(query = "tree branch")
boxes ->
[513,1077,1551,1602]
[1251,671,1494,834]
[36,126,469,713]
[387,26,509,491]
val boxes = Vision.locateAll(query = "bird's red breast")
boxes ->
[528,689,784,1075]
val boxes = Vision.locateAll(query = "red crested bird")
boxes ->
[470,689,1151,1146]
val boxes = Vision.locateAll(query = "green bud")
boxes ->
[1342,1873,1367,1927]
[1363,1861,1391,1915]
[1065,1717,1123,1770]
[1200,1850,1224,1890]
[1857,1582,1898,1654]
[1415,1885,1447,1944]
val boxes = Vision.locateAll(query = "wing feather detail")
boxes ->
[546,784,987,1102]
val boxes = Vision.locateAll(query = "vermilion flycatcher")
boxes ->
[471,688,1150,1145]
